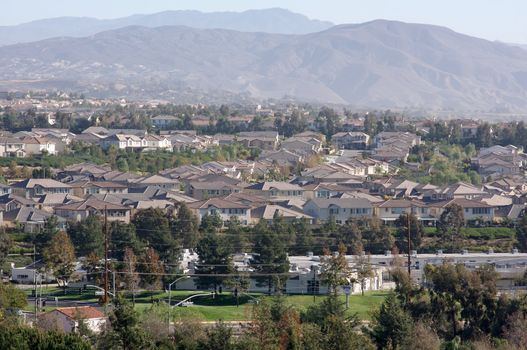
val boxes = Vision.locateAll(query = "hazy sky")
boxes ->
[2,0,526,43]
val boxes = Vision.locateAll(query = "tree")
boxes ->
[43,231,76,291]
[198,321,236,350]
[110,222,142,261]
[317,107,340,138]
[0,283,27,313]
[219,104,230,117]
[476,123,492,148]
[200,213,223,233]
[0,228,12,268]
[402,322,441,350]
[424,263,499,340]
[337,220,363,254]
[0,324,90,350]
[195,232,234,290]
[68,215,104,257]
[250,220,290,295]
[34,216,60,252]
[516,214,527,252]
[370,293,414,350]
[503,312,527,349]
[291,218,314,255]
[116,158,129,172]
[363,221,394,254]
[320,243,352,295]
[133,208,175,261]
[138,247,163,291]
[225,216,248,253]
[438,204,465,251]
[172,202,200,249]
[354,254,374,296]
[101,295,147,350]
[302,295,373,350]
[122,248,140,304]
[82,252,102,284]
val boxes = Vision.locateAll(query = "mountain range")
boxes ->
[0,8,333,47]
[1,10,527,111]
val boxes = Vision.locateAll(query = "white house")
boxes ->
[39,306,106,334]
[188,198,251,225]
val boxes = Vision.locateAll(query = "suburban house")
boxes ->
[0,193,36,212]
[251,204,314,224]
[245,182,305,200]
[472,145,526,178]
[188,198,251,225]
[281,137,322,154]
[237,131,279,150]
[186,181,242,200]
[69,181,128,197]
[3,206,66,232]
[32,128,76,153]
[375,199,435,225]
[11,179,73,199]
[39,306,106,334]
[0,137,27,157]
[423,182,487,201]
[19,136,57,155]
[331,132,370,150]
[258,149,304,166]
[101,134,145,150]
[373,132,421,148]
[127,175,180,190]
[54,197,131,223]
[303,198,373,224]
[428,198,495,223]
[143,135,172,150]
[150,115,179,128]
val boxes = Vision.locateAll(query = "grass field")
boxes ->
[25,286,388,321]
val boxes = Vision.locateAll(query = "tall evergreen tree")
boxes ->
[250,220,289,295]
[172,203,200,249]
[195,232,234,290]
[67,215,104,257]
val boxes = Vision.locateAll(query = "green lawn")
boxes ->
[24,286,388,321]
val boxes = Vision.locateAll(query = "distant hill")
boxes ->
[0,8,333,46]
[1,20,527,111]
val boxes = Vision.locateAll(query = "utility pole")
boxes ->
[33,244,37,322]
[407,213,411,276]
[104,206,109,304]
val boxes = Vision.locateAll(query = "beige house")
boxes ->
[55,196,131,223]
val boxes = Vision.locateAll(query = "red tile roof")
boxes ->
[55,306,105,319]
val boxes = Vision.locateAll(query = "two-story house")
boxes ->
[303,198,373,224]
[54,197,131,223]
[188,198,251,225]
[331,132,370,150]
[12,179,72,199]
[245,182,305,201]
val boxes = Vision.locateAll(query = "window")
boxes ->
[472,208,490,215]
[307,280,320,294]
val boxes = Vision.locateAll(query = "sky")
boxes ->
[2,0,526,43]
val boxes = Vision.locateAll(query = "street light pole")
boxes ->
[167,276,190,332]
[311,265,318,303]
[407,213,411,276]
